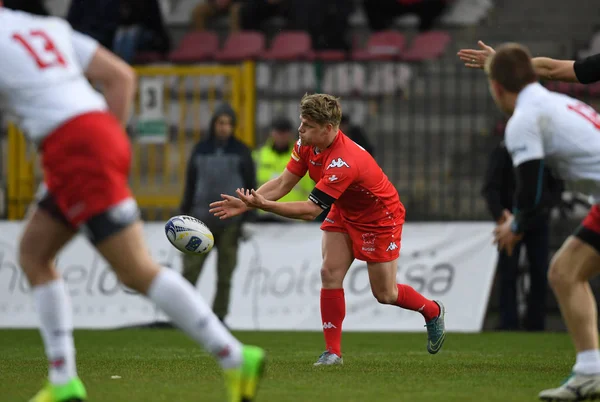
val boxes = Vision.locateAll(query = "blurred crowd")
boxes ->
[3,0,451,62]
[193,0,450,52]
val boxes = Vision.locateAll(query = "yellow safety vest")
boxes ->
[253,141,314,211]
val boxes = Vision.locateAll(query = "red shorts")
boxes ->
[40,111,133,228]
[320,204,403,263]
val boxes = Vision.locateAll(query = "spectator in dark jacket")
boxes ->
[179,103,256,324]
[192,0,242,31]
[364,0,449,32]
[340,115,375,157]
[112,0,171,63]
[67,0,120,49]
[482,139,564,331]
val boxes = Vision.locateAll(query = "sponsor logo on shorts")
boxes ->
[328,175,338,182]
[361,247,375,252]
[386,242,399,251]
[362,232,376,245]
[325,218,335,224]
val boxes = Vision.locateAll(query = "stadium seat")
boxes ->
[214,31,266,62]
[351,31,406,61]
[168,31,219,63]
[261,31,313,61]
[402,31,451,61]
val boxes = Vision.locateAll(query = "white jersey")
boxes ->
[0,9,107,143]
[505,82,600,202]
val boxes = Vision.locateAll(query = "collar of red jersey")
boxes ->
[314,130,342,154]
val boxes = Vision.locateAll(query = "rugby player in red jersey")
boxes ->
[210,93,446,365]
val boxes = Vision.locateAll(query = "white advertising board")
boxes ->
[0,222,497,332]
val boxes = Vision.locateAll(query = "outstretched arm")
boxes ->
[235,188,326,221]
[209,168,303,219]
[457,40,600,83]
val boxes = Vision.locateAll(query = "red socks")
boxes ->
[320,288,345,356]
[396,284,440,321]
[320,285,438,356]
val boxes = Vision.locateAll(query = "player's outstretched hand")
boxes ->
[209,194,247,220]
[236,188,268,210]
[457,40,495,69]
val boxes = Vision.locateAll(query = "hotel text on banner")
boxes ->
[0,222,497,332]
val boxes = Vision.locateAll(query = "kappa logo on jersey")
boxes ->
[362,232,376,245]
[386,242,399,251]
[327,157,350,169]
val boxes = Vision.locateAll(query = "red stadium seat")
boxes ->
[168,31,219,63]
[351,31,406,61]
[262,31,313,61]
[402,31,451,61]
[214,31,266,62]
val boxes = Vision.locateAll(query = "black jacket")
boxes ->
[481,140,564,223]
[180,104,256,228]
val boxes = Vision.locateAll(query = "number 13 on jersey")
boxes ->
[12,30,67,69]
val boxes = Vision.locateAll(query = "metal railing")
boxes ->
[253,60,502,220]
[5,62,256,220]
[5,60,600,222]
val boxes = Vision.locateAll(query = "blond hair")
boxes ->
[299,93,342,127]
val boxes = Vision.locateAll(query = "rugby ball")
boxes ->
[164,215,214,255]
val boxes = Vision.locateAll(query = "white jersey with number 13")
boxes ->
[0,9,107,144]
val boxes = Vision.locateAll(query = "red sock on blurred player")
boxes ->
[320,288,345,356]
[396,284,440,321]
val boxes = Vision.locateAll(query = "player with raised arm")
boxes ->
[0,7,264,402]
[458,40,600,84]
[486,43,600,401]
[209,93,446,365]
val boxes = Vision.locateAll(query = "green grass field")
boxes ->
[0,329,575,401]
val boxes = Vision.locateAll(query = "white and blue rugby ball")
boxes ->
[165,215,214,255]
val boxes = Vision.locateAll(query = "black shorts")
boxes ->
[573,205,600,254]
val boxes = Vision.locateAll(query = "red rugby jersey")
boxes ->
[286,130,405,226]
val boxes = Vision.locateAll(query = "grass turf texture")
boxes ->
[1,329,574,401]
